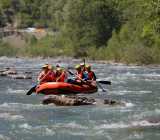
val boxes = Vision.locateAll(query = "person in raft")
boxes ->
[37,64,56,84]
[70,64,89,85]
[85,64,96,81]
[80,63,85,72]
[80,64,97,87]
[74,64,97,85]
[78,63,88,80]
[67,64,83,85]
[55,67,68,82]
[75,64,84,82]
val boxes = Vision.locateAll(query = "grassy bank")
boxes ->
[0,35,74,58]
[0,41,18,57]
[1,35,160,65]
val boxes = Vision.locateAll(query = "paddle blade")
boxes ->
[26,86,36,95]
[98,80,111,85]
[96,81,107,92]
[67,70,74,76]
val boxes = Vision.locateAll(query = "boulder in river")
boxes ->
[0,72,7,76]
[0,69,6,73]
[0,68,17,75]
[103,99,125,106]
[24,71,32,74]
[8,74,32,79]
[0,68,10,76]
[42,95,95,106]
[42,95,125,106]
[0,67,32,79]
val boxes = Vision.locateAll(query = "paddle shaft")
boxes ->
[83,59,85,66]
[68,70,107,92]
[26,85,36,95]
[97,80,111,85]
[68,70,90,85]
[96,82,106,92]
[38,70,52,83]
[26,70,52,95]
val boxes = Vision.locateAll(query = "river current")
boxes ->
[0,57,160,140]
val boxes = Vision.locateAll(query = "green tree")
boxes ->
[59,0,121,56]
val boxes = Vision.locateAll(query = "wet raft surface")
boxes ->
[0,57,160,140]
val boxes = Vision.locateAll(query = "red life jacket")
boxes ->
[87,71,96,80]
[75,71,83,80]
[56,71,67,82]
[49,71,56,81]
[38,71,56,84]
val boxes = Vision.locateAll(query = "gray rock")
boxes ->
[42,95,95,106]
[8,74,32,79]
[104,99,125,106]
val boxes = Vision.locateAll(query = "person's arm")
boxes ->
[39,70,51,83]
[92,72,96,81]
[56,71,65,82]
[51,71,56,82]
[37,72,43,82]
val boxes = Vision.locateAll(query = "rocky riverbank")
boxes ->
[0,67,32,79]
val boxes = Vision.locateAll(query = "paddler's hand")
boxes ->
[83,78,88,81]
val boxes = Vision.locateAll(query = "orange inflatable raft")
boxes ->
[36,82,98,95]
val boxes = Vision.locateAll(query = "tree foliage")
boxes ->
[0,0,160,64]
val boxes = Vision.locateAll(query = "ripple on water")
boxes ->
[0,134,10,140]
[110,90,152,95]
[94,119,160,130]
[0,102,52,111]
[54,121,88,130]
[0,113,25,121]
[131,120,160,128]
[125,102,135,108]
[133,109,160,119]
[155,109,160,113]
[15,119,160,138]
[111,72,160,83]
[18,123,55,136]
[6,88,26,95]
[17,122,111,138]
[127,132,144,140]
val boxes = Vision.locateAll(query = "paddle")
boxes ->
[67,70,75,76]
[67,70,87,83]
[26,85,36,95]
[96,80,111,85]
[96,82,106,92]
[26,70,52,95]
[82,59,108,91]
[85,58,111,85]
[96,79,111,92]
[83,58,85,66]
[67,69,110,92]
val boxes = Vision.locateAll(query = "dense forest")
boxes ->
[0,0,160,64]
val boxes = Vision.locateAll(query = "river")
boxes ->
[0,57,160,140]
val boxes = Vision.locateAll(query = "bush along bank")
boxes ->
[1,33,160,65]
[0,0,160,65]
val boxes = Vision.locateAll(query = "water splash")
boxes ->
[0,134,10,140]
[0,102,51,111]
[0,113,25,121]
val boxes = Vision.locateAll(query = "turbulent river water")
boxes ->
[0,57,160,140]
